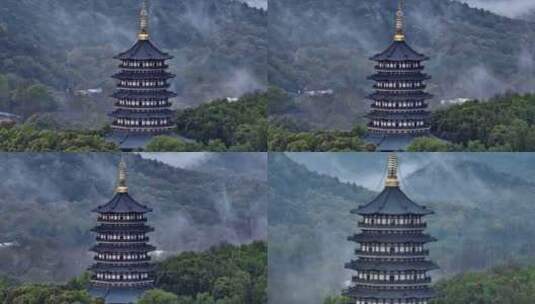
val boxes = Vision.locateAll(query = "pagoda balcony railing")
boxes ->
[368,126,430,133]
[373,86,427,91]
[368,124,430,129]
[370,104,428,111]
[119,64,169,70]
[111,124,176,133]
[117,84,170,90]
[374,65,424,71]
[114,105,173,111]
[355,249,429,257]
[94,256,151,263]
[91,279,154,287]
[358,222,427,229]
[352,277,431,285]
[97,218,147,224]
[96,238,150,243]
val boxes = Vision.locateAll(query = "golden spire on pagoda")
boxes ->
[116,156,129,193]
[138,0,150,41]
[385,153,400,187]
[393,0,405,42]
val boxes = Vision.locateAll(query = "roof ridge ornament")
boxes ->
[385,154,400,187]
[138,0,150,41]
[393,0,405,42]
[116,156,129,193]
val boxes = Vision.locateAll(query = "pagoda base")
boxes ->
[106,131,193,152]
[365,133,419,152]
[89,286,150,304]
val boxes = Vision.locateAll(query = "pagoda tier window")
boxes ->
[97,253,148,260]
[97,272,149,281]
[378,62,422,69]
[355,270,428,282]
[365,215,425,225]
[372,120,425,128]
[97,233,146,241]
[119,100,169,107]
[360,243,424,253]
[121,61,165,68]
[100,214,144,221]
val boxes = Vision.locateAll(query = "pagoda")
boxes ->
[109,0,176,150]
[344,154,438,304]
[366,0,433,151]
[89,157,156,303]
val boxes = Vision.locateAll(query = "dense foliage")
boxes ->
[0,75,58,118]
[0,125,117,151]
[429,93,535,151]
[0,242,266,304]
[432,265,535,304]
[268,125,367,152]
[172,91,268,151]
[268,88,369,151]
[153,241,267,304]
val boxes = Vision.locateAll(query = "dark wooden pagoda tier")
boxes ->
[109,2,176,137]
[89,158,156,292]
[344,154,438,304]
[365,1,433,152]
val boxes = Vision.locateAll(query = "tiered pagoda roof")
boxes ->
[365,1,433,151]
[115,39,173,61]
[344,154,438,304]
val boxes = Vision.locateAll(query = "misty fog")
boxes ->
[457,0,535,19]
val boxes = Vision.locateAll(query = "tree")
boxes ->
[0,74,9,109]
[139,289,180,304]
[146,136,191,152]
[407,137,451,152]
[12,84,58,117]
[323,295,351,304]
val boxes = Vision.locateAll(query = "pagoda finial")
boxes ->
[116,156,129,193]
[385,154,400,187]
[393,0,405,42]
[138,0,150,41]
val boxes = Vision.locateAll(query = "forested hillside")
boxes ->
[430,93,535,151]
[268,0,535,130]
[432,265,535,304]
[0,154,267,283]
[269,153,535,304]
[0,0,266,128]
